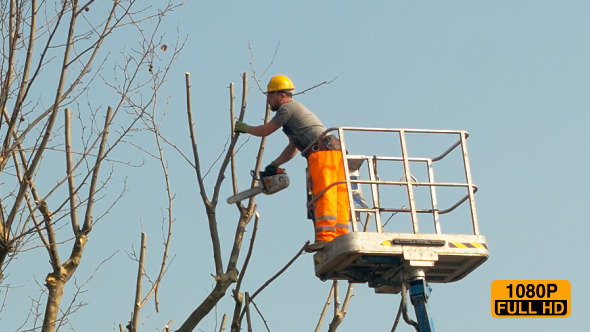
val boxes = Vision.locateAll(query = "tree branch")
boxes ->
[230,212,260,330]
[131,232,147,332]
[315,283,335,332]
[184,72,225,277]
[82,106,113,234]
[65,108,81,234]
[327,282,354,332]
[4,0,76,237]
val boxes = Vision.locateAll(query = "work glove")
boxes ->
[261,161,279,177]
[234,120,249,133]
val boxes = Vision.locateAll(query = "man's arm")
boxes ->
[274,140,299,165]
[247,121,281,137]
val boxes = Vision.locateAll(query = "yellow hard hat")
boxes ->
[266,75,295,93]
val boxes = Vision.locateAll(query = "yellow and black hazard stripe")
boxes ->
[448,242,488,249]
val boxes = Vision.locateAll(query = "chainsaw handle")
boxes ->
[258,167,285,179]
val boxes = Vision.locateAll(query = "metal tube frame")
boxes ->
[302,127,479,236]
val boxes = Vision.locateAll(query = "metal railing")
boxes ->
[303,127,480,236]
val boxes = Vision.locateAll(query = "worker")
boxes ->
[234,75,349,252]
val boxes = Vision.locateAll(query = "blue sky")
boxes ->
[4,1,589,331]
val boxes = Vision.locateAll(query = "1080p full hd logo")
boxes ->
[491,280,570,318]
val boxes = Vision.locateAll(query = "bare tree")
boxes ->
[0,1,182,331]
[174,72,265,331]
[168,69,350,332]
[2,1,360,330]
[124,52,185,330]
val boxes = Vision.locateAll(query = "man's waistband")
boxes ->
[304,135,341,158]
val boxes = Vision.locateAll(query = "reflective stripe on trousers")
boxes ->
[308,150,350,242]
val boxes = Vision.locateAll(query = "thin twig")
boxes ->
[315,282,335,332]
[249,298,271,332]
[248,41,280,93]
[250,241,308,301]
[294,77,337,96]
[219,315,227,332]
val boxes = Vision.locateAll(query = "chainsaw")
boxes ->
[226,168,290,204]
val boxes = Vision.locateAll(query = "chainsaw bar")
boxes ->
[226,186,264,204]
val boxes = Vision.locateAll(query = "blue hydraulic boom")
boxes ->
[409,270,435,332]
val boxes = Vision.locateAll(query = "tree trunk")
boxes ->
[43,270,66,332]
[42,234,88,332]
[177,270,238,332]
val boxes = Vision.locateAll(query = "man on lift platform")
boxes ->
[234,75,349,252]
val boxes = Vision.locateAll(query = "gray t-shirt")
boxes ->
[271,100,326,152]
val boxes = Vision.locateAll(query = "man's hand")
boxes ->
[261,161,279,177]
[234,120,249,133]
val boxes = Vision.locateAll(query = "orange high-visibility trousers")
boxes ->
[308,150,350,242]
